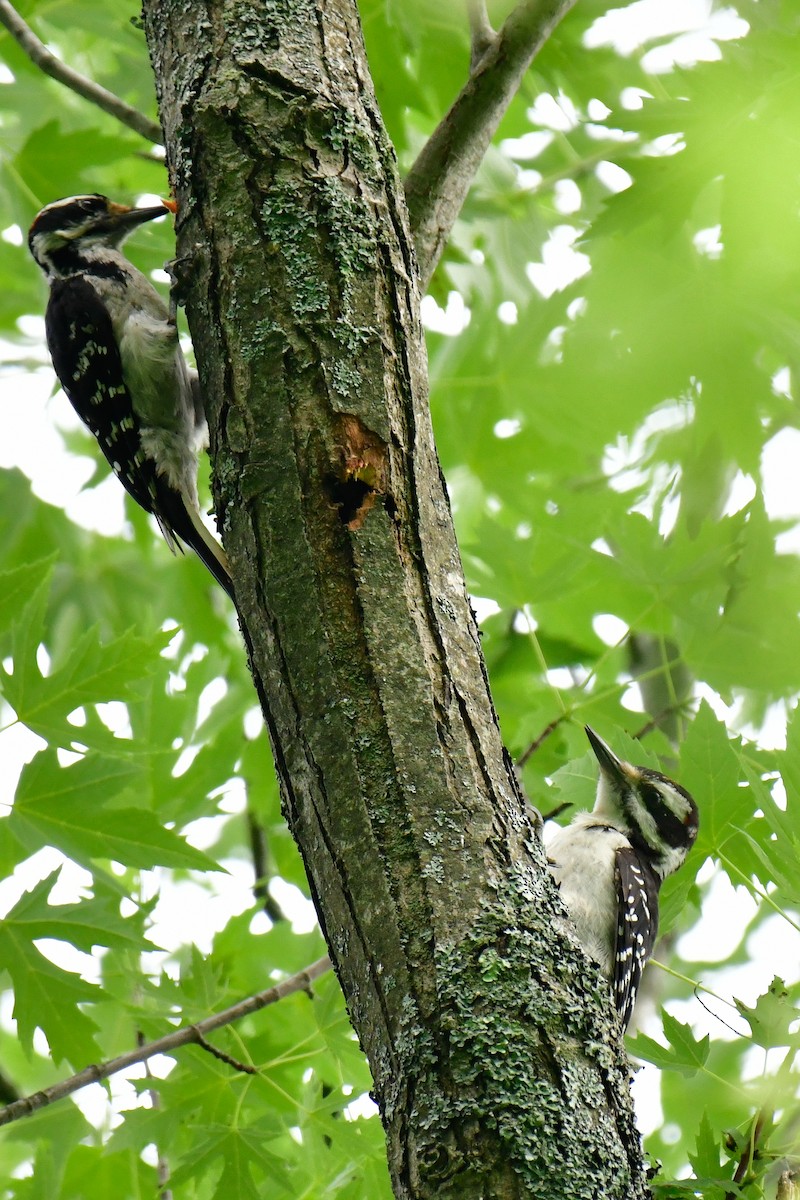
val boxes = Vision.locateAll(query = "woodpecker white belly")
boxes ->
[549,816,630,970]
[28,193,232,599]
[547,727,699,1030]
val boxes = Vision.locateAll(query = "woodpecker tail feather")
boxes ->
[185,506,235,601]
[154,487,234,600]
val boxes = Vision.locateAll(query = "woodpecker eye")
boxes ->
[640,782,665,810]
[64,196,107,222]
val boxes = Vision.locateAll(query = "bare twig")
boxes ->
[692,991,746,1040]
[406,0,579,287]
[138,1032,172,1200]
[631,700,693,744]
[246,809,285,923]
[516,713,566,768]
[0,0,162,143]
[467,0,496,69]
[193,1029,257,1074]
[0,955,332,1128]
[539,800,571,824]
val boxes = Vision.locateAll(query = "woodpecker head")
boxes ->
[585,725,698,879]
[28,194,169,279]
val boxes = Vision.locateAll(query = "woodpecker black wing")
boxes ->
[46,275,161,515]
[613,848,659,1030]
[45,276,233,599]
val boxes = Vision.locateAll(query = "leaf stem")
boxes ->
[719,854,800,934]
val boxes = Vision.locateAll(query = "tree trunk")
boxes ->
[143,3,648,1195]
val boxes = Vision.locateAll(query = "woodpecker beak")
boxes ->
[102,201,171,231]
[585,726,638,788]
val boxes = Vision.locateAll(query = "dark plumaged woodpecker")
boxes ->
[547,726,699,1030]
[28,194,233,600]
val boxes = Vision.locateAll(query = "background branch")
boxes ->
[0,955,331,1128]
[137,1032,173,1200]
[246,808,286,922]
[0,0,161,143]
[406,0,578,287]
[467,0,495,69]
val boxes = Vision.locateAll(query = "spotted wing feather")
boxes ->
[46,275,163,517]
[613,848,659,1030]
[45,276,233,599]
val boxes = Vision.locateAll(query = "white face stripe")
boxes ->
[29,198,109,269]
[32,227,84,250]
[617,777,696,877]
[32,196,109,231]
[39,195,98,212]
[592,767,697,879]
[29,227,94,274]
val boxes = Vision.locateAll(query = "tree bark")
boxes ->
[143,3,648,1196]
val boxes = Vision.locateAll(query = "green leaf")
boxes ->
[15,122,140,204]
[658,869,702,940]
[2,590,171,745]
[680,701,749,856]
[0,923,103,1065]
[2,869,144,952]
[687,1112,725,1183]
[777,707,800,843]
[168,1122,293,1197]
[628,1012,710,1076]
[58,1145,155,1200]
[11,749,222,871]
[735,977,800,1050]
[0,558,55,643]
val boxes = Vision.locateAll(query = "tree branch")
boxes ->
[0,955,331,1128]
[516,713,566,768]
[628,633,693,748]
[137,1033,173,1200]
[246,807,286,922]
[725,1110,768,1200]
[467,0,495,70]
[0,0,162,144]
[0,1067,19,1106]
[405,0,578,287]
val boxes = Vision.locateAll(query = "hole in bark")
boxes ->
[327,413,389,531]
[326,475,374,527]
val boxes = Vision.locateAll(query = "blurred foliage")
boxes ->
[0,0,799,1196]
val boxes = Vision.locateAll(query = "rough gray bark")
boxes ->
[143,2,648,1196]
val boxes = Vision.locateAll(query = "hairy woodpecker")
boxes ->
[548,726,699,1030]
[28,193,233,599]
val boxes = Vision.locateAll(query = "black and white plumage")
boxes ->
[548,726,699,1030]
[28,193,233,599]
